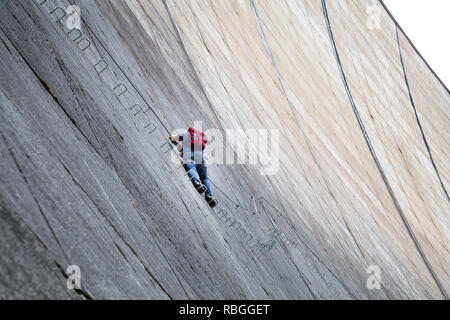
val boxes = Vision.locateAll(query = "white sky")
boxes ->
[383,0,450,88]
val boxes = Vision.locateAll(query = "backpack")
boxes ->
[188,127,207,150]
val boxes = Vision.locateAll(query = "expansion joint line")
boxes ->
[377,0,450,94]
[395,27,449,203]
[248,0,335,195]
[249,0,357,298]
[321,0,448,299]
[248,0,302,129]
[65,0,171,136]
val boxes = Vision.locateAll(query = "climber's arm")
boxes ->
[169,135,180,144]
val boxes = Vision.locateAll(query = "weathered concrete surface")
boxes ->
[0,0,448,299]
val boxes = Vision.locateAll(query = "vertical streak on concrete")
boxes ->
[395,27,449,203]
[248,0,348,298]
[66,0,171,136]
[248,0,300,130]
[162,0,225,132]
[321,0,448,300]
[248,0,337,208]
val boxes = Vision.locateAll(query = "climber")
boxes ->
[170,127,217,207]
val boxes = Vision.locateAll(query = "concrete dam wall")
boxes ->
[0,0,448,299]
